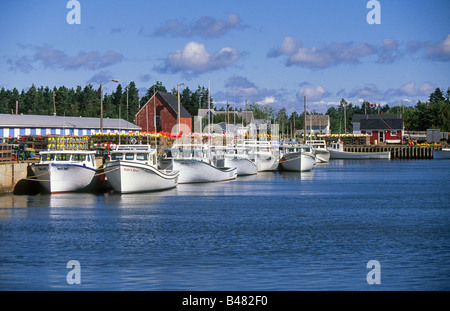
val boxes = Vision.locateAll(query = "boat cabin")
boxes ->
[39,150,96,168]
[109,145,157,167]
[281,144,314,154]
[170,144,212,161]
[328,141,344,152]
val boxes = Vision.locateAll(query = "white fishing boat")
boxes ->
[328,141,391,159]
[163,143,237,184]
[246,140,279,171]
[104,145,179,193]
[31,150,97,194]
[306,139,330,163]
[213,145,258,176]
[279,145,316,172]
[434,148,450,159]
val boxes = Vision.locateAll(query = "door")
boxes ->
[379,130,384,143]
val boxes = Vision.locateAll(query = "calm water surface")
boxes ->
[0,159,449,290]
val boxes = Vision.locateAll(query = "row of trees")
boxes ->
[324,87,450,133]
[250,87,450,134]
[1,82,449,133]
[0,81,215,124]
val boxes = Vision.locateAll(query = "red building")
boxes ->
[352,114,404,144]
[135,91,192,134]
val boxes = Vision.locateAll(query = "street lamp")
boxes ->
[100,79,119,133]
[177,83,185,133]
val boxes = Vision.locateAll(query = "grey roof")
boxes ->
[140,91,191,118]
[0,113,141,130]
[352,113,402,123]
[305,115,330,126]
[197,108,218,118]
[360,118,403,130]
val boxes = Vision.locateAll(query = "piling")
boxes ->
[343,145,442,159]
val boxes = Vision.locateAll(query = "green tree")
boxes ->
[140,81,167,107]
[124,82,140,123]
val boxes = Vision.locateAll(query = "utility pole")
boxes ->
[226,102,229,132]
[341,98,347,134]
[53,91,56,116]
[344,101,347,134]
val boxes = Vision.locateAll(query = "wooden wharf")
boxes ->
[343,144,442,159]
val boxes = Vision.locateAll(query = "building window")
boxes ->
[156,116,161,131]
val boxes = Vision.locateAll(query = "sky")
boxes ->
[1,0,449,114]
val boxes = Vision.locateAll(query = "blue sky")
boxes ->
[1,0,449,114]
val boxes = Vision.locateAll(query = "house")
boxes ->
[305,115,330,134]
[352,114,404,144]
[136,91,192,134]
[0,113,140,138]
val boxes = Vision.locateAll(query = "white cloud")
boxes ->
[8,46,123,73]
[160,42,239,74]
[259,96,276,105]
[427,34,450,61]
[347,83,381,99]
[400,81,435,96]
[268,36,376,69]
[150,14,243,38]
[297,85,329,101]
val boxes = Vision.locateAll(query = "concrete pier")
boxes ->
[0,162,29,193]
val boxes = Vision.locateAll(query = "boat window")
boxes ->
[150,154,156,165]
[125,153,135,161]
[136,153,148,161]
[41,154,55,161]
[111,153,123,160]
[56,154,71,161]
[193,150,203,158]
[171,149,180,157]
[72,154,86,161]
[182,148,191,158]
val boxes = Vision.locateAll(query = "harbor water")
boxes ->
[0,159,449,290]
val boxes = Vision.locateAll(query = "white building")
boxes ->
[305,115,330,134]
[0,113,140,138]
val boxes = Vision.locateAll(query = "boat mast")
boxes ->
[303,96,306,144]
[154,87,157,150]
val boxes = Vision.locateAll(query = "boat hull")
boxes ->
[252,153,279,171]
[328,150,391,159]
[31,163,97,194]
[279,152,316,172]
[224,156,258,176]
[315,149,330,163]
[172,159,237,183]
[434,149,450,159]
[104,161,179,193]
